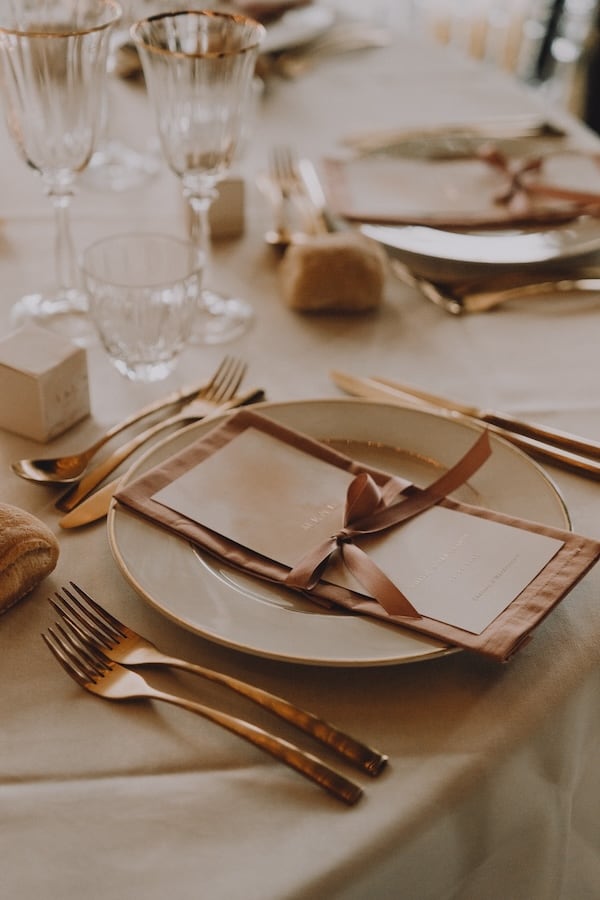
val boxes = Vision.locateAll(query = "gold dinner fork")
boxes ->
[43,619,364,806]
[50,583,387,777]
[266,146,327,248]
[56,355,247,513]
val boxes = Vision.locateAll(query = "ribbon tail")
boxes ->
[342,543,420,619]
[285,536,337,590]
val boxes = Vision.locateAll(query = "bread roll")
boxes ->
[0,503,59,613]
[279,231,387,313]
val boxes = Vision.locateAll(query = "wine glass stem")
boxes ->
[186,188,217,269]
[48,187,79,294]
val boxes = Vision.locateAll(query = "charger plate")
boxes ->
[362,217,600,267]
[262,6,334,54]
[108,399,570,667]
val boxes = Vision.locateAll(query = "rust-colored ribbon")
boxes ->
[285,429,492,618]
[478,145,600,215]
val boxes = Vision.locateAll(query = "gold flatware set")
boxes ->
[44,583,387,805]
[390,259,600,315]
[330,369,600,480]
[12,356,264,525]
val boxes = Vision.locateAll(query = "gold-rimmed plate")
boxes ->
[108,399,569,667]
[362,217,600,269]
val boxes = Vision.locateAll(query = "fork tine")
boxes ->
[203,356,247,403]
[52,583,125,646]
[51,597,113,655]
[210,358,247,403]
[54,620,112,677]
[202,355,231,398]
[42,627,95,685]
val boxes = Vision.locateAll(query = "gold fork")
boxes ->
[56,356,247,513]
[43,618,364,806]
[51,583,388,777]
[265,146,326,248]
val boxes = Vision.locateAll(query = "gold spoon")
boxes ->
[11,380,210,485]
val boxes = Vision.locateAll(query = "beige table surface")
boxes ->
[1,18,600,900]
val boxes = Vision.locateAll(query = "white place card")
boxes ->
[152,425,564,635]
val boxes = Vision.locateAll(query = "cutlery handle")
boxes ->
[160,655,387,777]
[483,412,600,460]
[93,380,209,450]
[461,278,600,313]
[56,409,189,513]
[153,688,364,806]
[56,388,264,514]
[482,423,600,479]
[369,374,600,464]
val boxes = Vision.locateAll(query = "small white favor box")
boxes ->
[0,324,90,442]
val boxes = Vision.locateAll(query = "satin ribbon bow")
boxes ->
[478,145,600,214]
[285,429,492,618]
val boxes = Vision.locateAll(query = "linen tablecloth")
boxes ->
[1,22,600,900]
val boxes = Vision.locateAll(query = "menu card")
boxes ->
[152,425,561,636]
[115,410,600,661]
[323,149,600,228]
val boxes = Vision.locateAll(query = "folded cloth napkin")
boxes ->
[115,410,600,662]
[231,0,311,23]
[0,503,59,613]
[323,148,600,229]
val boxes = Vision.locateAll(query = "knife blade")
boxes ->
[59,476,124,528]
[57,387,265,519]
[329,370,600,479]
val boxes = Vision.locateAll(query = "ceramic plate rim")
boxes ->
[261,6,335,55]
[361,217,600,266]
[107,398,570,667]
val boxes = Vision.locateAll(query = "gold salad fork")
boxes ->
[56,356,248,513]
[43,615,365,806]
[50,583,388,778]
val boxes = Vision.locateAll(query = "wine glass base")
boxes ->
[82,140,161,193]
[110,356,179,383]
[191,290,254,344]
[11,290,97,347]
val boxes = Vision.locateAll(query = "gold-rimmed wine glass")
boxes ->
[0,0,122,344]
[83,0,161,193]
[131,10,265,345]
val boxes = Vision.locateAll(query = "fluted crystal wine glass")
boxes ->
[83,0,161,193]
[0,0,122,343]
[131,10,265,344]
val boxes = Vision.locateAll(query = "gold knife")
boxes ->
[59,476,125,528]
[57,388,265,523]
[369,375,600,460]
[329,370,600,479]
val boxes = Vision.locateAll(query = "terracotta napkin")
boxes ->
[115,410,600,662]
[323,149,600,229]
[231,0,311,24]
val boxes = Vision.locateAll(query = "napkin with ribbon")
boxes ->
[114,410,600,662]
[231,0,311,23]
[323,148,600,229]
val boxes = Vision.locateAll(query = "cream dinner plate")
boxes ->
[261,6,335,55]
[361,217,600,267]
[108,399,570,667]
